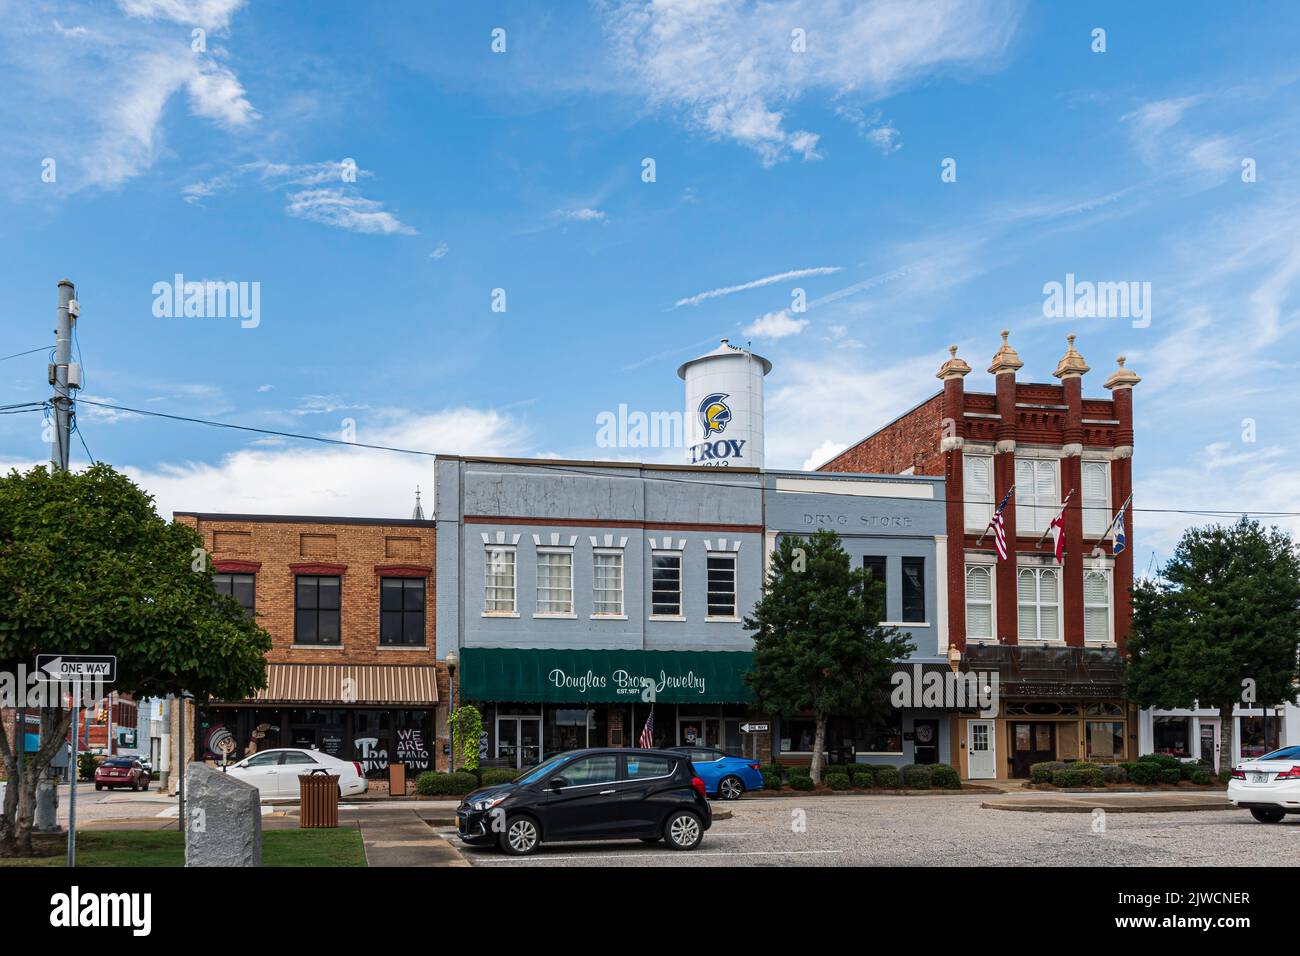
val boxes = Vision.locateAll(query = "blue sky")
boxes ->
[1,0,1298,562]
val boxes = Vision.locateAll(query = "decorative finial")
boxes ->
[1103,354,1141,390]
[988,329,1024,376]
[1053,332,1090,379]
[936,343,971,380]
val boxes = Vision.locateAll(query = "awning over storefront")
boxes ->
[458,647,755,704]
[245,664,440,706]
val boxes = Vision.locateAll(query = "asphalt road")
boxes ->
[442,793,1300,867]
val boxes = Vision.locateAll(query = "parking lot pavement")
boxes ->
[438,794,1299,867]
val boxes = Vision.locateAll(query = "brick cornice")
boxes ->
[374,564,432,578]
[289,562,348,575]
[213,559,261,573]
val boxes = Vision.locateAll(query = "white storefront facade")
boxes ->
[1139,703,1300,772]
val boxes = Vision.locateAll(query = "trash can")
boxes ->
[388,761,407,797]
[299,771,339,829]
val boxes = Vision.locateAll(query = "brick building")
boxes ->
[168,511,449,792]
[821,332,1139,779]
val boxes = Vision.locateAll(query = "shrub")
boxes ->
[1030,761,1066,784]
[1100,764,1126,785]
[1050,769,1076,788]
[1120,761,1142,780]
[479,768,520,787]
[1190,768,1213,786]
[415,771,479,796]
[1052,767,1103,788]
[787,765,811,779]
[848,764,876,787]
[1139,753,1183,770]
[788,774,814,791]
[875,766,901,789]
[1217,769,1234,786]
[929,763,961,790]
[1179,763,1199,781]
[1127,762,1159,786]
[826,771,852,791]
[900,764,932,790]
[761,770,783,791]
[1080,766,1105,788]
[1158,767,1183,785]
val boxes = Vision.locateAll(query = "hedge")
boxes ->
[415,771,479,795]
[761,770,783,791]
[1051,766,1104,788]
[929,763,961,790]
[900,764,932,789]
[825,771,852,791]
[788,774,814,791]
[1139,753,1183,770]
[1100,764,1127,785]
[1190,768,1213,786]
[875,766,901,789]
[1030,761,1067,784]
[478,768,520,787]
[1127,762,1159,786]
[848,764,876,787]
[1158,767,1183,785]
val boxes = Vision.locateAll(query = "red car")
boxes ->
[94,757,150,791]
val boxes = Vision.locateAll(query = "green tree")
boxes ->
[450,704,483,772]
[744,529,913,785]
[1127,518,1300,770]
[0,464,271,856]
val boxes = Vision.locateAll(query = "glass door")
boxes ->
[678,717,721,749]
[497,716,543,769]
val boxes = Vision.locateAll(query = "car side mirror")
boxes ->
[549,776,569,790]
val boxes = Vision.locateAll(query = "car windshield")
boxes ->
[1258,746,1300,762]
[514,754,573,786]
[102,759,134,767]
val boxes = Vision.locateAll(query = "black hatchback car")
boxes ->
[456,748,712,855]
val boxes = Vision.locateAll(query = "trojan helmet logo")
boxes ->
[698,392,732,436]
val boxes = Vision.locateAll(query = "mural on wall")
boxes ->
[203,725,235,761]
[355,736,389,777]
[396,728,430,770]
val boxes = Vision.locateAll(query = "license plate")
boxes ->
[1250,772,1269,783]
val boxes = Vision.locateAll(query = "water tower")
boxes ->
[677,338,772,468]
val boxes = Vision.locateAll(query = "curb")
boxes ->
[980,801,1233,814]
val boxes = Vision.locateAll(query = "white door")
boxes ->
[968,720,996,779]
[233,750,283,796]
[1199,720,1221,774]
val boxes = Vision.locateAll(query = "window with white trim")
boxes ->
[593,550,624,616]
[484,547,516,614]
[1015,458,1059,534]
[965,565,994,641]
[1081,460,1111,539]
[651,552,682,617]
[535,549,574,615]
[963,454,993,531]
[1084,569,1111,643]
[1017,567,1060,642]
[706,553,737,618]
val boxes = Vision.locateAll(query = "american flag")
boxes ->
[987,485,1015,561]
[637,705,655,749]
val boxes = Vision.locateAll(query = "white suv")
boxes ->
[1227,745,1300,823]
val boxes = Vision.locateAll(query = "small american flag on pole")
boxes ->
[637,705,655,749]
[987,485,1015,561]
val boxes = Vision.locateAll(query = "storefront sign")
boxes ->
[1003,682,1124,699]
[459,648,755,704]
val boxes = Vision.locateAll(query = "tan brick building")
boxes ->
[166,512,449,792]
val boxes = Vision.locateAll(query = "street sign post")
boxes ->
[35,655,117,868]
[740,722,769,734]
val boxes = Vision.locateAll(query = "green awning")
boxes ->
[458,647,755,704]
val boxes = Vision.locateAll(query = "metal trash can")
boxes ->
[299,771,340,829]
[388,761,406,797]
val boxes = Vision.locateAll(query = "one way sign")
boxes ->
[35,654,117,683]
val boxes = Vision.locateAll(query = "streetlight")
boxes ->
[947,644,963,675]
[445,652,458,773]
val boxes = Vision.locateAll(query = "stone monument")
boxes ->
[184,762,262,867]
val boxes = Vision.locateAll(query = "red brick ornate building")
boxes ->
[820,332,1140,779]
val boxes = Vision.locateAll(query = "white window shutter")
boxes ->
[1082,461,1109,537]
[965,455,992,529]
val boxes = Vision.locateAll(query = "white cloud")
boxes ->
[865,125,901,154]
[256,384,273,392]
[52,20,89,37]
[744,310,808,340]
[675,266,842,308]
[429,242,449,259]
[556,207,608,222]
[285,188,416,236]
[119,407,529,520]
[185,60,258,127]
[603,0,1020,164]
[836,105,901,153]
[801,439,847,471]
[116,0,247,31]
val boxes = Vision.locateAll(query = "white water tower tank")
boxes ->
[677,338,772,468]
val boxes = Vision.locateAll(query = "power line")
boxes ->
[0,346,50,363]
[70,397,1300,519]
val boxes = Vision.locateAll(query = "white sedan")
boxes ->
[1227,745,1300,823]
[223,748,369,799]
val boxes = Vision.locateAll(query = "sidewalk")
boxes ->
[981,790,1233,813]
[357,808,468,867]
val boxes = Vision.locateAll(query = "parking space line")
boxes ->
[466,848,846,863]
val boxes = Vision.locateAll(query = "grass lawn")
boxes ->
[0,827,367,867]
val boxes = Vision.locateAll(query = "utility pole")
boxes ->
[50,279,80,470]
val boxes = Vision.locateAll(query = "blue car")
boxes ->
[667,747,764,800]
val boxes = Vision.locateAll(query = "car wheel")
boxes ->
[1250,807,1286,824]
[500,815,541,856]
[94,783,102,791]
[663,810,704,851]
[718,775,745,801]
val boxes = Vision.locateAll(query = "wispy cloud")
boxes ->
[603,0,1021,165]
[285,188,416,235]
[555,206,608,222]
[744,310,808,340]
[675,266,842,308]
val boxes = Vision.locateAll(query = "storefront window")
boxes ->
[546,708,596,754]
[651,553,682,616]
[536,549,574,614]
[1086,721,1125,762]
[593,551,624,616]
[901,557,925,623]
[214,573,255,618]
[781,719,818,753]
[1240,715,1281,759]
[1153,716,1192,757]
[485,547,517,613]
[295,575,340,644]
[380,577,426,646]
[707,554,737,618]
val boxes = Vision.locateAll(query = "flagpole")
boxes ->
[1097,492,1134,547]
[1035,488,1074,549]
